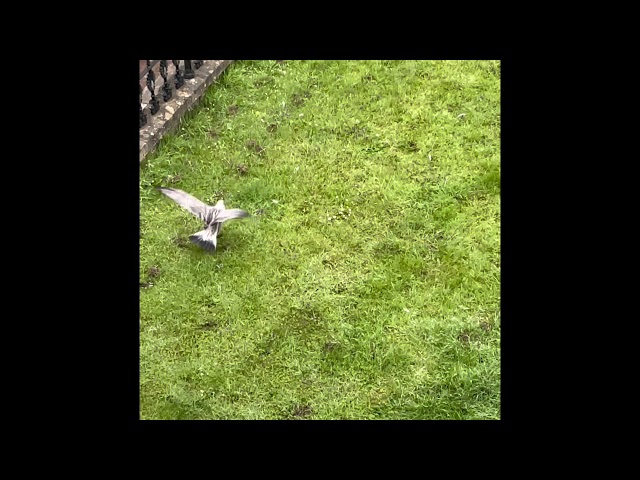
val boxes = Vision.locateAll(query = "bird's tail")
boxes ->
[189,225,220,250]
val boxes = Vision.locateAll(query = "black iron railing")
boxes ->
[140,60,204,128]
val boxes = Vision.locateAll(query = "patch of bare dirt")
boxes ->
[480,321,493,332]
[173,236,190,248]
[254,76,274,87]
[147,266,161,278]
[163,175,182,185]
[293,404,313,418]
[291,91,311,107]
[323,341,338,352]
[246,140,265,155]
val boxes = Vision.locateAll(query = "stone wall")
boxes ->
[139,60,233,165]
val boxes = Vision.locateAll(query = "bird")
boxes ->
[157,187,249,251]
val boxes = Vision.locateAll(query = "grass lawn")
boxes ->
[139,60,500,419]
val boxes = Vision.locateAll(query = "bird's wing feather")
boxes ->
[157,187,209,221]
[215,208,249,223]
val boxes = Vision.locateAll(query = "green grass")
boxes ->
[140,60,500,420]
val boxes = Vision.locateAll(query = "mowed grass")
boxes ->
[139,60,500,420]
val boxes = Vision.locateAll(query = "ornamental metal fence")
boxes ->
[139,60,203,128]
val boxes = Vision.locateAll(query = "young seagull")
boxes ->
[157,187,249,251]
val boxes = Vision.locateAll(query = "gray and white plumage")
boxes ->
[157,187,249,250]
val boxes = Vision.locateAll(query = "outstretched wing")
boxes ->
[215,208,250,223]
[157,187,209,221]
